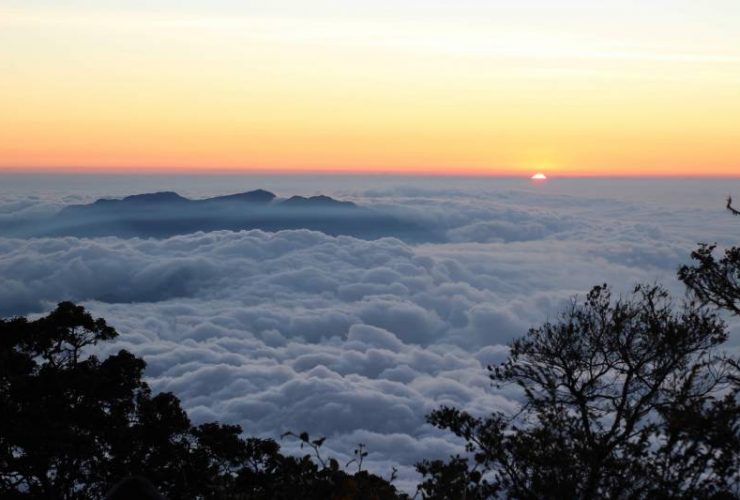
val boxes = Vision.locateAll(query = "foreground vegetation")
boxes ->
[1,244,738,499]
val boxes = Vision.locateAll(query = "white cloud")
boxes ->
[1,176,738,490]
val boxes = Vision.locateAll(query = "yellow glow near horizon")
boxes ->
[1,3,739,176]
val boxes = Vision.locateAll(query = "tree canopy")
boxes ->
[0,302,405,500]
[418,283,739,499]
[680,243,740,316]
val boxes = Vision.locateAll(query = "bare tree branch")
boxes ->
[727,196,740,216]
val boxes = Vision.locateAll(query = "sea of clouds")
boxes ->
[1,174,738,491]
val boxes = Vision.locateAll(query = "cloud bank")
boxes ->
[1,176,738,491]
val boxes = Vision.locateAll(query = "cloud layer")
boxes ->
[1,176,738,491]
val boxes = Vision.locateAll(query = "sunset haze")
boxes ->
[2,0,739,176]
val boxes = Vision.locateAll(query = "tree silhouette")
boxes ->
[104,476,165,500]
[418,284,740,499]
[0,302,406,499]
[680,243,740,316]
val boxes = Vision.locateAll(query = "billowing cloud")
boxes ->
[1,177,738,491]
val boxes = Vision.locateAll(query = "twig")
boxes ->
[727,196,740,216]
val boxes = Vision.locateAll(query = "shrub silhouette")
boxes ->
[104,476,165,500]
[0,302,405,499]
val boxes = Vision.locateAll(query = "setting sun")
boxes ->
[531,173,548,181]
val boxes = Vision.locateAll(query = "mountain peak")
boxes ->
[280,195,356,209]
[121,192,187,203]
[206,190,276,204]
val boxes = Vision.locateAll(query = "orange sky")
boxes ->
[1,3,739,176]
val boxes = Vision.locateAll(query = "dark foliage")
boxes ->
[416,456,498,499]
[0,302,406,499]
[679,243,740,316]
[418,284,740,499]
[104,476,165,500]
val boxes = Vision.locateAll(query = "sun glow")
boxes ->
[2,3,740,176]
[531,173,548,181]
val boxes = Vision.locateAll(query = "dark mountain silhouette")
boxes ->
[281,195,356,209]
[7,190,439,241]
[202,189,276,205]
[59,190,276,218]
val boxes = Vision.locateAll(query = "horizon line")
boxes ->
[0,166,739,179]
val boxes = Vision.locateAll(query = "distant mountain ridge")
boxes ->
[59,189,360,217]
[60,189,354,214]
[8,189,438,241]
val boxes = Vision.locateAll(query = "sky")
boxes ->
[2,1,739,176]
